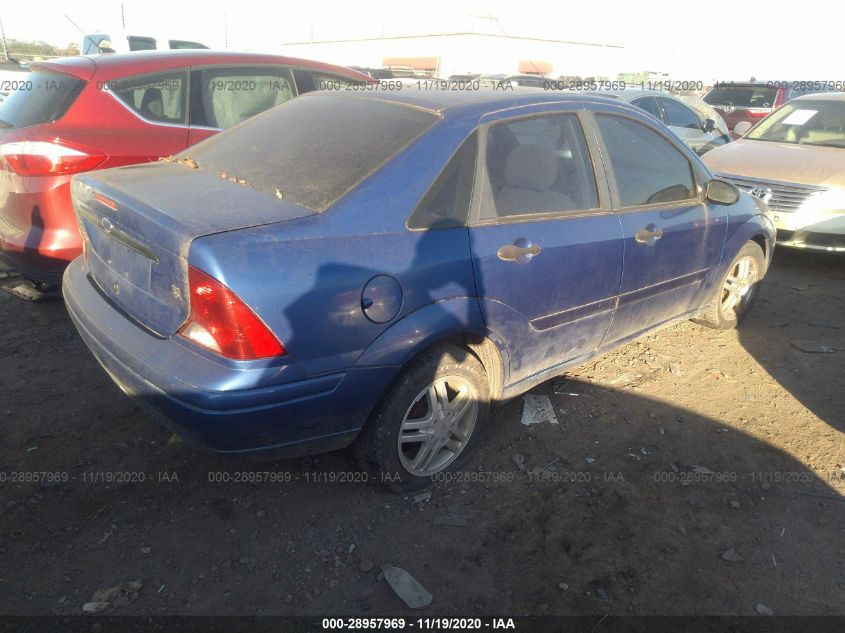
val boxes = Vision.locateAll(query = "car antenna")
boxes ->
[64,14,86,35]
[0,16,14,64]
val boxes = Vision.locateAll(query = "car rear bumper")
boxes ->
[0,175,81,283]
[63,257,398,458]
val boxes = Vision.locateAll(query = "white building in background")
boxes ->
[279,32,625,79]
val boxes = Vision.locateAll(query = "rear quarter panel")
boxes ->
[189,111,486,377]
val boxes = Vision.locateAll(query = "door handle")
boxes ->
[635,224,664,245]
[497,238,542,264]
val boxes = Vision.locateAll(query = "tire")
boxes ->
[694,241,766,330]
[355,344,490,493]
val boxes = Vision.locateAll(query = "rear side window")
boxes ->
[188,93,438,211]
[631,97,662,119]
[408,131,477,229]
[192,67,295,129]
[112,70,187,124]
[482,113,599,220]
[0,71,84,129]
[595,115,696,207]
[127,36,157,51]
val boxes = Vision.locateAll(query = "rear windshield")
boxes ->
[0,71,84,129]
[703,85,777,109]
[187,93,438,211]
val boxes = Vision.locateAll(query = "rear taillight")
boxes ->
[0,140,106,176]
[178,266,285,360]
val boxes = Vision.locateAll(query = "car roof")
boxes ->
[709,82,775,87]
[30,50,366,81]
[588,88,668,101]
[299,88,633,119]
[791,91,845,102]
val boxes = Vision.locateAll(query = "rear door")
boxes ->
[467,110,623,386]
[590,112,725,345]
[187,65,296,145]
[107,68,190,159]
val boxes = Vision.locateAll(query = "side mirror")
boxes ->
[703,118,716,133]
[733,121,752,136]
[706,179,740,206]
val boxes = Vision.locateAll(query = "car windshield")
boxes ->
[704,85,777,108]
[745,100,845,148]
[0,71,84,128]
[187,93,438,210]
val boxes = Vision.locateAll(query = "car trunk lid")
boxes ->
[72,161,315,337]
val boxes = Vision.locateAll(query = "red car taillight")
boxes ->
[0,140,106,176]
[178,266,286,360]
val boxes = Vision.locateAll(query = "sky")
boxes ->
[2,0,843,81]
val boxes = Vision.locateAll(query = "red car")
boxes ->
[703,82,785,135]
[0,50,369,286]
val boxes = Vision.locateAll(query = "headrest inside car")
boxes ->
[504,144,558,191]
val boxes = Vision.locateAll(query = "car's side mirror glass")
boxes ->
[703,118,715,133]
[733,121,752,136]
[706,179,740,205]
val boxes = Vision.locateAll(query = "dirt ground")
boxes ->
[0,248,843,618]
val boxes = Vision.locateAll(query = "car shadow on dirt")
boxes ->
[1,305,843,618]
[737,248,844,432]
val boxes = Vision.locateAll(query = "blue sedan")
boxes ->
[63,89,775,491]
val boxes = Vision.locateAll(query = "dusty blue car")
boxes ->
[63,89,775,490]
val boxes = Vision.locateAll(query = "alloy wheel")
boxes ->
[720,255,759,320]
[397,376,479,476]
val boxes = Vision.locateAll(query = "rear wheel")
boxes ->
[356,344,490,492]
[695,241,765,330]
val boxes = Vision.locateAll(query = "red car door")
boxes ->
[99,68,191,163]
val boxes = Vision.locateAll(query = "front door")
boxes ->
[468,111,624,386]
[590,112,726,345]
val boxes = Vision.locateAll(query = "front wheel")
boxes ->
[355,344,490,492]
[695,241,766,330]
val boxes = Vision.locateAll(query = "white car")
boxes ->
[81,31,207,54]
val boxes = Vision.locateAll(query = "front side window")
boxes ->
[658,98,702,130]
[483,113,599,220]
[112,70,187,124]
[194,67,295,129]
[595,114,696,207]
